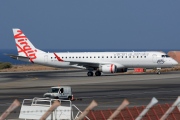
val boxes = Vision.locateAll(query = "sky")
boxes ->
[0,0,180,51]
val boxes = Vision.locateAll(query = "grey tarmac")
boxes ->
[0,69,180,119]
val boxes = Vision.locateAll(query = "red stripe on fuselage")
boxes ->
[54,53,64,62]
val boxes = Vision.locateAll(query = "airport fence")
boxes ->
[1,97,180,120]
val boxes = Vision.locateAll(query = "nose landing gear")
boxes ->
[156,68,161,75]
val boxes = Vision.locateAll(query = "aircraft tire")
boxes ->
[87,71,93,76]
[95,71,101,76]
[157,71,161,75]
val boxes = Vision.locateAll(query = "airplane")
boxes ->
[7,28,178,76]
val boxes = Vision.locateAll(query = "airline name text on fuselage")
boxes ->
[113,52,149,57]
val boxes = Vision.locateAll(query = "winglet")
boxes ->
[54,53,64,62]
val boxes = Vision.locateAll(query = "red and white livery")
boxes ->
[8,28,178,76]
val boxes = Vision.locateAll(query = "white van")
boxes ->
[43,86,73,100]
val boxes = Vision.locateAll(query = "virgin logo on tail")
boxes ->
[14,30,37,63]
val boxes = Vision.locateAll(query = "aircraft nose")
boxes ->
[172,59,178,65]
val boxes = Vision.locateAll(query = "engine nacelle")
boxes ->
[116,68,128,73]
[99,64,117,73]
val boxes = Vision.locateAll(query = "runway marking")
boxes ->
[78,89,180,100]
[32,77,38,80]
[25,74,39,80]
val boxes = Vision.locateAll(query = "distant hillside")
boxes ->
[0,62,12,69]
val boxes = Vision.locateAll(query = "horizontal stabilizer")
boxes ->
[5,54,29,60]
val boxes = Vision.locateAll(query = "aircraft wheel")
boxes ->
[95,71,101,76]
[157,71,161,75]
[87,71,93,76]
[156,68,161,75]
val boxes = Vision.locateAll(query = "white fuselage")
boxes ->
[20,51,177,69]
[11,28,178,76]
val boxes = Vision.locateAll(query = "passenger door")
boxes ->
[152,54,157,63]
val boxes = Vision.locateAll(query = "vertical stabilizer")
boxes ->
[12,28,45,62]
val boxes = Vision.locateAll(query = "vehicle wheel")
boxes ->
[87,71,93,76]
[95,71,101,76]
[68,96,72,100]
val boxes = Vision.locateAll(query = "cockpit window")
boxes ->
[162,55,170,58]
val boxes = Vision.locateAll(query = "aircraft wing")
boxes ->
[68,61,109,68]
[67,60,125,70]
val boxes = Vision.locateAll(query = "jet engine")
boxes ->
[99,64,127,73]
[99,64,117,73]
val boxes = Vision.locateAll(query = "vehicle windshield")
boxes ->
[50,88,59,93]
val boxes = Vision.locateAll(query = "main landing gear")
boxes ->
[87,71,101,76]
[87,71,93,76]
[95,71,101,76]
